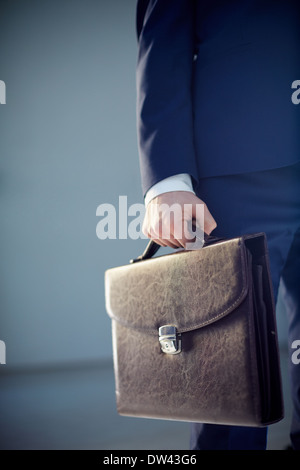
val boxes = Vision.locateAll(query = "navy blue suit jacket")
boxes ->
[136,0,300,196]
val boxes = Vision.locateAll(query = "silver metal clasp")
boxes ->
[158,325,181,355]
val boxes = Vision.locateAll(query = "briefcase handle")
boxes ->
[130,234,224,263]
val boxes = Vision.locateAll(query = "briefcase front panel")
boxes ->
[105,234,283,426]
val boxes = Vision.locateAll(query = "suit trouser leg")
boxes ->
[190,163,300,450]
[280,228,300,450]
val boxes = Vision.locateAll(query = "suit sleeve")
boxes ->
[136,0,199,196]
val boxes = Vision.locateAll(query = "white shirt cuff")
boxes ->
[144,173,195,206]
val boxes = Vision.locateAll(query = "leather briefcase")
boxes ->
[104,233,284,426]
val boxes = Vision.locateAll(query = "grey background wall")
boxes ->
[0,0,147,368]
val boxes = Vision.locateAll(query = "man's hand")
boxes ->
[142,191,217,249]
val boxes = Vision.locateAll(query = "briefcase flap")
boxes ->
[105,238,248,334]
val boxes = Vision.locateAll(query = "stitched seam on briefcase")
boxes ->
[178,241,248,332]
[179,283,248,333]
